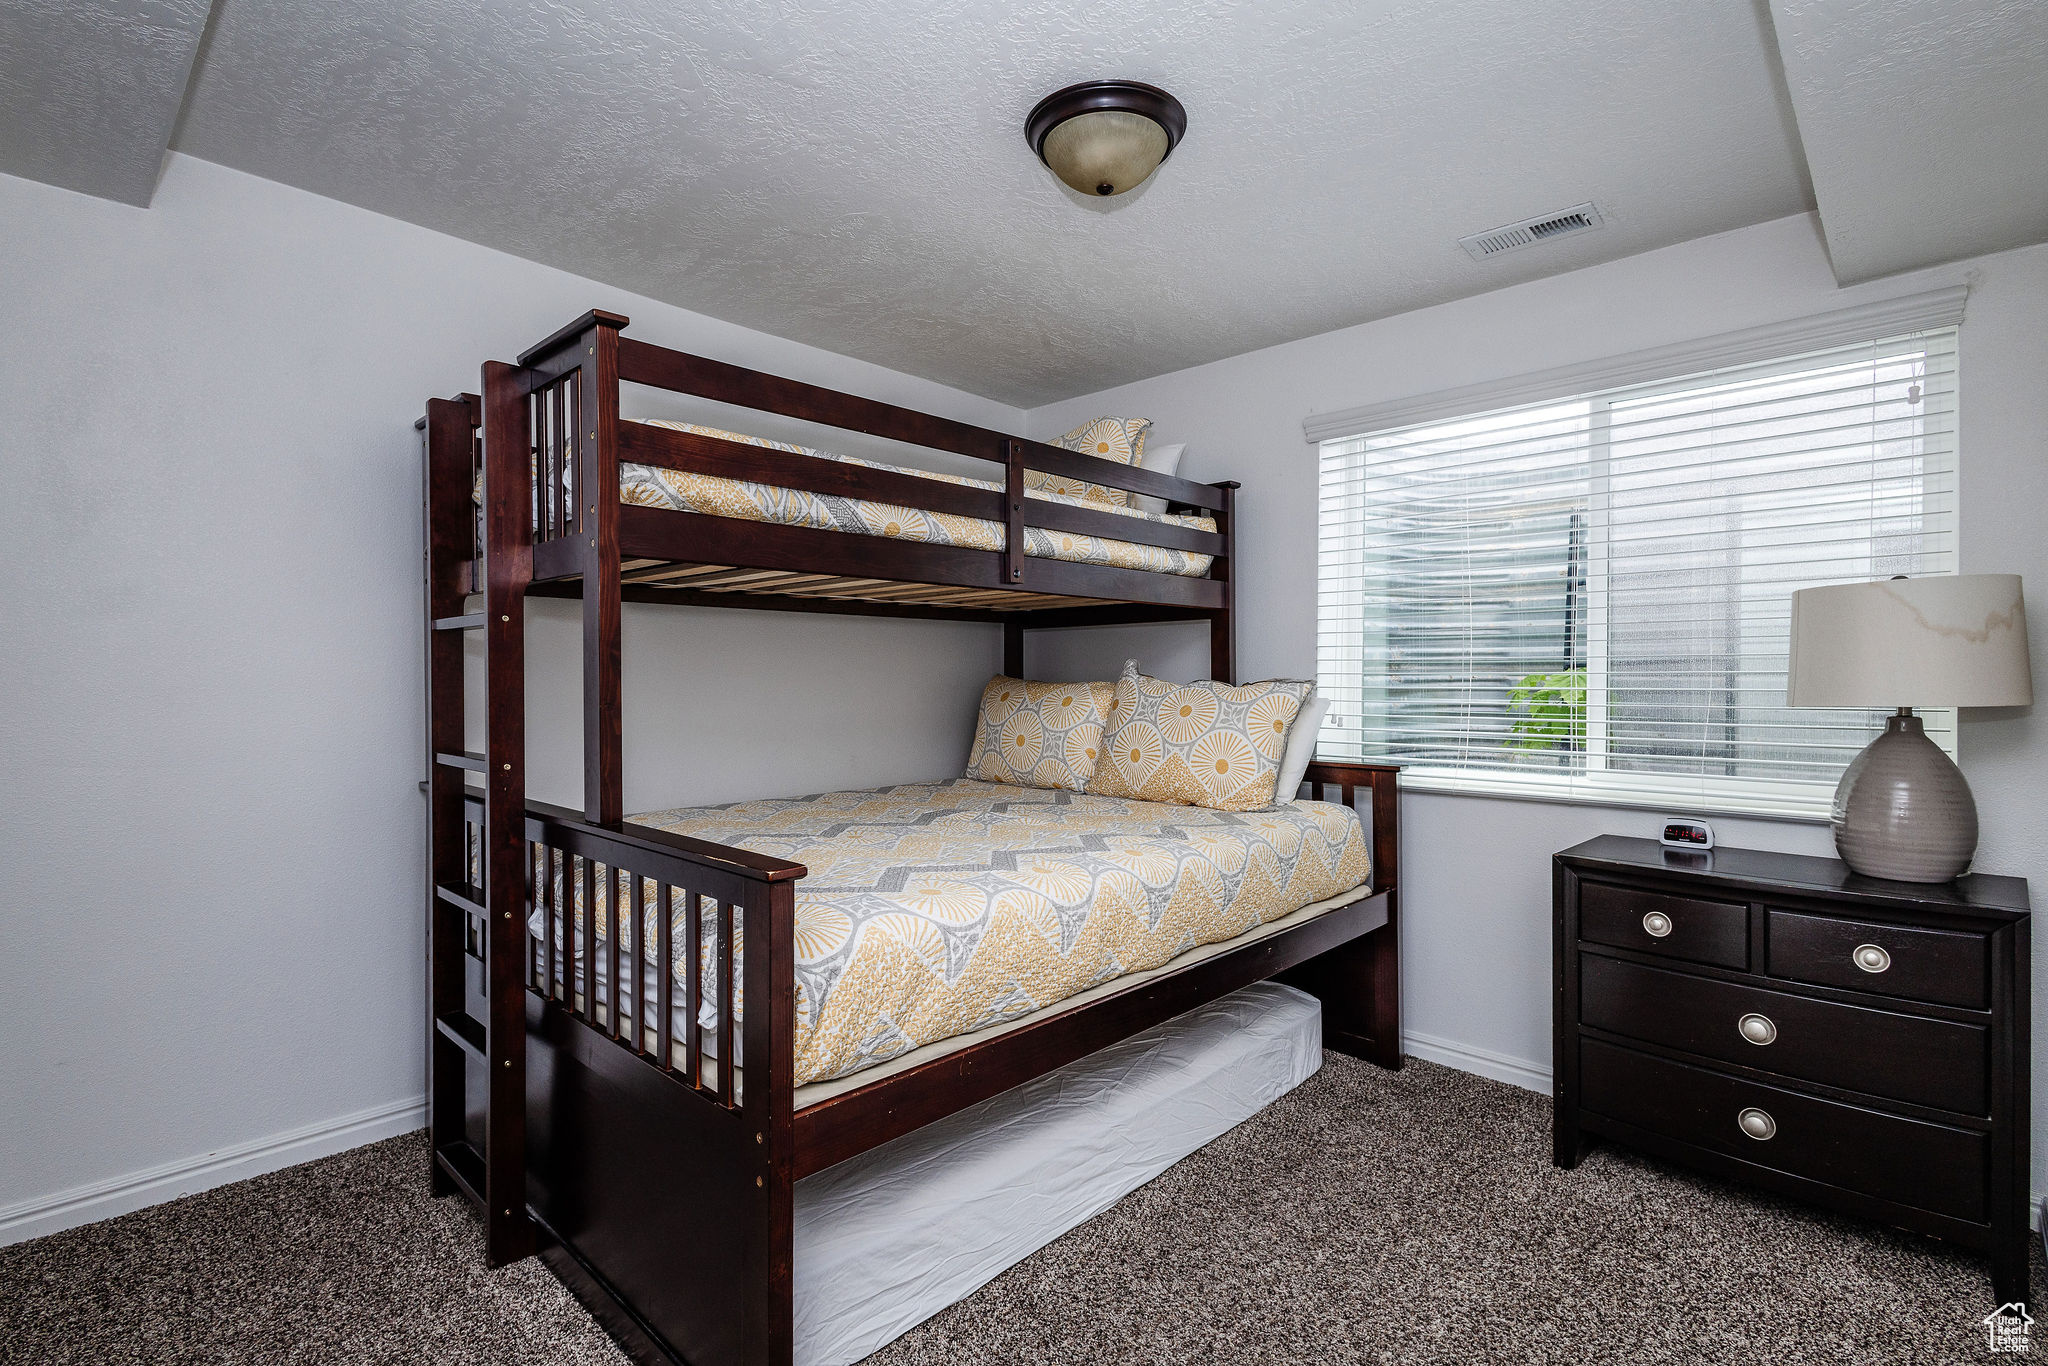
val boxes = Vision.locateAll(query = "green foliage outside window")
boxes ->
[1505,668,1586,752]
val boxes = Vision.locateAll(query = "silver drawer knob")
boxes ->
[1737,1013,1778,1046]
[1642,911,1674,938]
[1853,943,1891,974]
[1737,1107,1777,1141]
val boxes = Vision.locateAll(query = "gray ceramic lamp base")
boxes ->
[1831,710,1979,883]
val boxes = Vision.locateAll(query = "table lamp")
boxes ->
[1787,574,2032,882]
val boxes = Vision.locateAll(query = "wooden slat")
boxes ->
[436,1010,487,1061]
[1017,443,1231,511]
[686,889,703,1088]
[433,1140,488,1209]
[656,882,674,1071]
[717,900,735,1105]
[531,579,1012,624]
[1025,499,1224,556]
[544,846,559,1001]
[616,334,1226,509]
[544,381,563,542]
[629,873,647,1053]
[605,865,621,1041]
[581,856,597,1017]
[1011,601,1214,629]
[435,882,486,919]
[619,421,1001,522]
[1002,440,1025,585]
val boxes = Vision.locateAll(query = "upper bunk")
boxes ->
[424,309,1237,634]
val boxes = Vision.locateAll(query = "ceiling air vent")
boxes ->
[1458,202,1605,261]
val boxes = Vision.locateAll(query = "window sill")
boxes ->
[1384,767,1835,824]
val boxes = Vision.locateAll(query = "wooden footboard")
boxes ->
[454,792,807,1365]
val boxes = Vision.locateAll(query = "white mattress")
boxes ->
[791,981,1323,1366]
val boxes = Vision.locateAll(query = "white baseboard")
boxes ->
[1403,1029,1552,1094]
[0,1095,426,1246]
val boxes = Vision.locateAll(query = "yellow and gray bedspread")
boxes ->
[542,779,1371,1088]
[619,421,1217,578]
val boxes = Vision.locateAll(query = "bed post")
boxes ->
[1209,481,1238,683]
[479,361,538,1263]
[576,316,630,824]
[1287,761,1404,1070]
[742,875,799,1366]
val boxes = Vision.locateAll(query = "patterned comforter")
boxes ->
[540,780,1371,1087]
[618,421,1217,578]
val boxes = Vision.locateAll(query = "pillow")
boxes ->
[1130,441,1187,517]
[1033,417,1151,508]
[1089,661,1312,812]
[1272,693,1329,802]
[963,676,1117,792]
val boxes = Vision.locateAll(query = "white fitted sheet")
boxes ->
[790,981,1323,1366]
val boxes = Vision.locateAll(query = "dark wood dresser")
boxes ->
[1553,836,2031,1303]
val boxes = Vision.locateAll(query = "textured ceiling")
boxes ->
[165,0,1816,405]
[1768,0,2048,284]
[0,0,211,205]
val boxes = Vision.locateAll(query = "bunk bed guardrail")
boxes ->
[494,310,1236,599]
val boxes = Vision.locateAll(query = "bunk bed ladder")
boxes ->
[422,385,535,1266]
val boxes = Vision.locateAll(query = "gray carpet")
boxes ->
[3,1055,2031,1365]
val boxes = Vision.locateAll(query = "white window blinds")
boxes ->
[1316,327,1959,818]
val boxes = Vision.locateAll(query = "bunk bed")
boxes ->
[419,309,1403,1366]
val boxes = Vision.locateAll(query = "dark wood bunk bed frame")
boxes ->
[420,309,1403,1366]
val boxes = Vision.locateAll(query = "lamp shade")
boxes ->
[1787,574,2033,708]
[1026,80,1187,199]
[1040,110,1170,197]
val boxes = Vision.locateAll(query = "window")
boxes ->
[1316,328,1958,818]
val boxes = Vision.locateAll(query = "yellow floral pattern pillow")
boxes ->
[964,676,1117,792]
[1031,417,1152,509]
[1089,660,1312,812]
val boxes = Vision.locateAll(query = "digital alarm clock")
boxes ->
[1659,819,1714,850]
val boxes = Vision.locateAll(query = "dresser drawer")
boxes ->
[1580,881,1747,969]
[1579,1037,1987,1223]
[1767,909,1989,1010]
[1579,954,1988,1114]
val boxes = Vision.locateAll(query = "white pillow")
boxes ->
[1273,693,1329,802]
[1131,442,1187,516]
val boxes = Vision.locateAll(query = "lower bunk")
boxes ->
[449,761,1400,1366]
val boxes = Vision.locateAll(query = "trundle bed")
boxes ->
[420,309,1402,1366]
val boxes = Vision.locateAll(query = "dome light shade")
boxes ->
[1027,81,1186,198]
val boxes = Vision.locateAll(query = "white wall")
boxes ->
[1026,215,2048,1167]
[0,154,1013,1239]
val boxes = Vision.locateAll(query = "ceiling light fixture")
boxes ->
[1026,80,1186,198]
